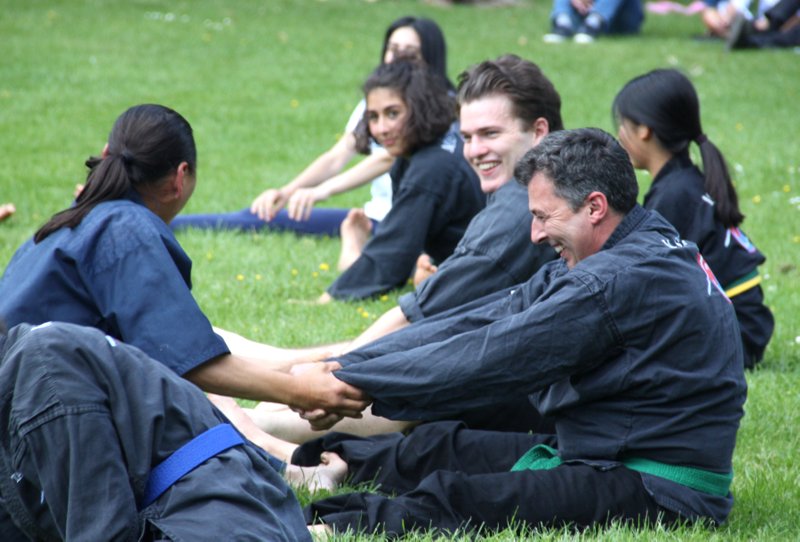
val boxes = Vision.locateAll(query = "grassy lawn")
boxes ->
[1,1,798,539]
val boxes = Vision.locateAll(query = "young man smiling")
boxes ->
[350,54,561,350]
[245,55,562,440]
[300,128,747,537]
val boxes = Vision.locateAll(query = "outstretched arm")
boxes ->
[286,150,393,221]
[185,354,370,418]
[251,133,359,221]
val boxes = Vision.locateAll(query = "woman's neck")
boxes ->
[645,144,674,180]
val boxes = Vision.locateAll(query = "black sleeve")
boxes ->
[327,185,440,300]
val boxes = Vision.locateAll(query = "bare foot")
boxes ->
[0,203,15,222]
[284,452,348,492]
[207,393,298,462]
[308,523,333,538]
[338,208,372,271]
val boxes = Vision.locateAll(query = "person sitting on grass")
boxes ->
[284,128,745,537]
[242,54,561,442]
[725,0,800,48]
[0,319,348,542]
[613,68,773,367]
[319,60,484,302]
[0,105,368,428]
[170,16,453,237]
[543,0,645,43]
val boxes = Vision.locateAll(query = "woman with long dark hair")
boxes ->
[171,16,453,236]
[0,104,368,416]
[613,68,774,367]
[320,60,484,302]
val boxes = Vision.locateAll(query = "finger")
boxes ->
[321,407,364,419]
[300,202,313,222]
[299,408,330,421]
[309,414,344,431]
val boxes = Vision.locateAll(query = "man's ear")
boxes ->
[585,191,609,224]
[530,117,550,147]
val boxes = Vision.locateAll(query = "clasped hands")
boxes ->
[289,360,371,430]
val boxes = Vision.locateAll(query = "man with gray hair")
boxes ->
[300,128,747,537]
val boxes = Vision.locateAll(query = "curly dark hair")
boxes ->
[354,61,455,156]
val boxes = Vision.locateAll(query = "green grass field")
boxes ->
[1,1,798,540]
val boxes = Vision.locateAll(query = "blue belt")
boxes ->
[140,423,244,509]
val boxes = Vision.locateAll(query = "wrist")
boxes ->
[314,185,332,201]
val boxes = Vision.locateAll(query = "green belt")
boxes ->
[724,269,760,298]
[511,444,732,497]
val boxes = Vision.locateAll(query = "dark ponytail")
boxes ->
[694,134,743,227]
[612,69,744,227]
[35,104,195,243]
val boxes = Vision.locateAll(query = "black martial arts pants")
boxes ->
[296,421,675,537]
[0,322,310,542]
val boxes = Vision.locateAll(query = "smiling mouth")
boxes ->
[476,161,500,173]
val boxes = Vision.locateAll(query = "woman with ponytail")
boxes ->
[0,105,368,427]
[613,68,773,368]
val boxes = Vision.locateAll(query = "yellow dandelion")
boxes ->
[290,99,300,109]
[361,311,370,318]
[291,268,299,276]
[236,274,245,281]
[319,262,330,271]
[793,235,800,243]
[783,185,791,193]
[752,195,761,204]
[735,123,744,132]
[255,274,262,280]
[206,251,214,261]
[380,295,389,302]
[356,307,364,313]
[312,271,319,278]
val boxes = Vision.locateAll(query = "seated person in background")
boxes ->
[243,54,560,442]
[613,68,773,367]
[294,128,748,538]
[0,105,367,425]
[701,0,784,38]
[171,16,452,237]
[0,320,348,542]
[320,60,484,302]
[543,0,644,43]
[726,0,800,47]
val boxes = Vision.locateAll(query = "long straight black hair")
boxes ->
[380,16,453,90]
[34,104,195,243]
[612,69,744,227]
